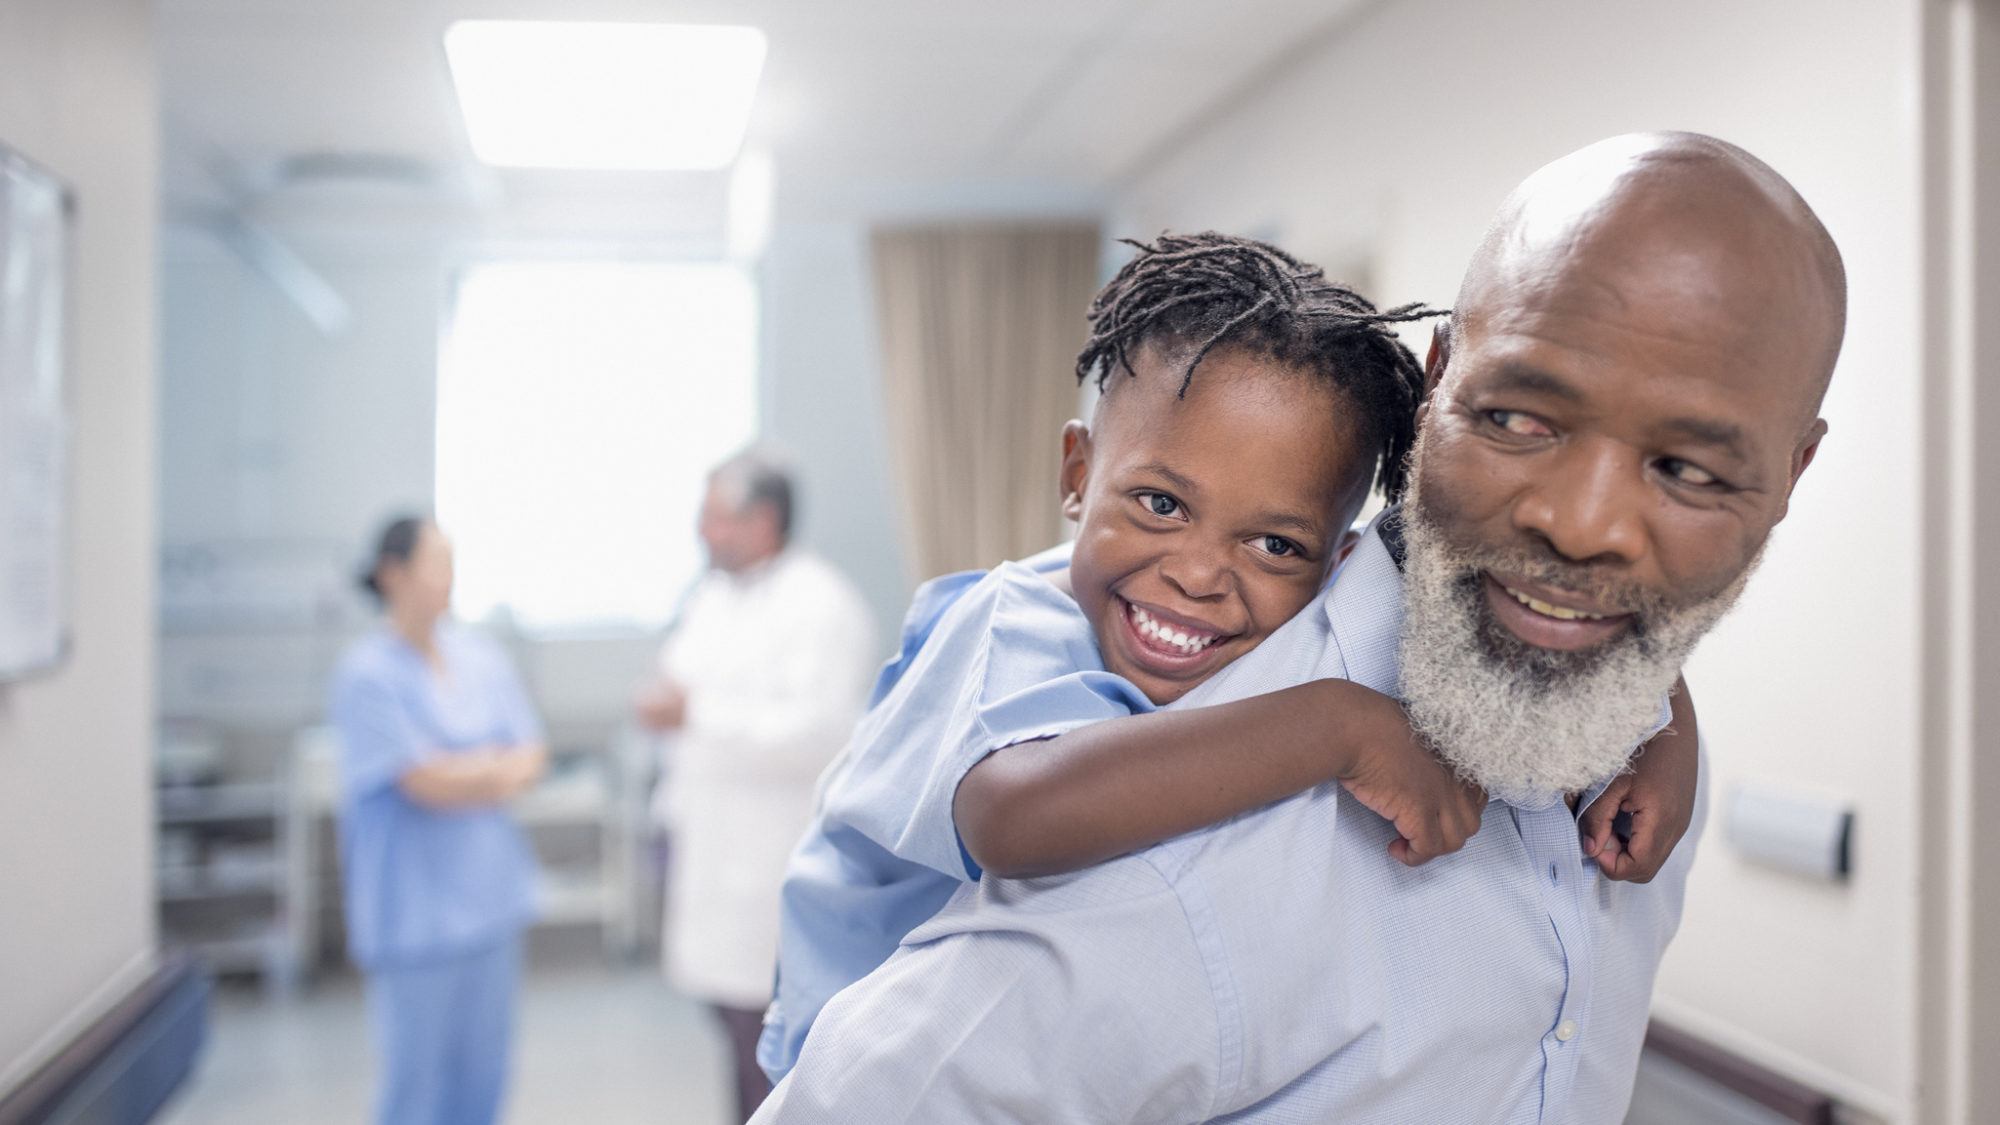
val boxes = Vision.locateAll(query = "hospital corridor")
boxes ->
[2,1,1999,1124]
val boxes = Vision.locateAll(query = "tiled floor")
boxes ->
[157,960,731,1125]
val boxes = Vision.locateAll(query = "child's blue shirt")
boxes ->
[757,542,1153,1082]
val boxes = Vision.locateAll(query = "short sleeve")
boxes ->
[329,662,424,801]
[821,565,1152,880]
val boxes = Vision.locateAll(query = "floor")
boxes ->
[156,958,731,1125]
[152,952,1779,1125]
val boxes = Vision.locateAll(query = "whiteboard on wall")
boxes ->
[0,146,71,681]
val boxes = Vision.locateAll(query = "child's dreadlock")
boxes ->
[1076,231,1443,503]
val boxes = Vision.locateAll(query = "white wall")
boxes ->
[0,0,159,1095]
[758,220,911,644]
[1114,0,1924,1119]
[159,232,441,553]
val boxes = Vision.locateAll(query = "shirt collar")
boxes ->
[1572,695,1677,817]
[1323,508,1407,699]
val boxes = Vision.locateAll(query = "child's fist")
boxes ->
[1577,733,1698,883]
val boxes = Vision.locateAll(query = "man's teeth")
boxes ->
[1503,585,1606,621]
[1129,604,1219,654]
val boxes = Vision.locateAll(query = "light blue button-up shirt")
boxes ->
[761,544,1153,1080]
[755,512,1705,1123]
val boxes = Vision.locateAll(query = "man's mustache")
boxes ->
[1429,534,1673,624]
[1405,466,1670,623]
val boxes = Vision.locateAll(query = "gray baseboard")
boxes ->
[0,954,210,1125]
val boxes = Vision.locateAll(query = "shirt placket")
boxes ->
[1518,802,1598,1123]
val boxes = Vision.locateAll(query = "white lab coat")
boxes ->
[655,548,877,1008]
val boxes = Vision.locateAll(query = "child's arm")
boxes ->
[1577,675,1701,883]
[953,679,1486,879]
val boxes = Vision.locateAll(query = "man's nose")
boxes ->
[1510,439,1649,566]
[1159,542,1232,601]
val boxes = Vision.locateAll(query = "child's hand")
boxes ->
[1323,682,1487,866]
[1578,684,1700,883]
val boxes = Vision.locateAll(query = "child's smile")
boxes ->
[1115,596,1236,678]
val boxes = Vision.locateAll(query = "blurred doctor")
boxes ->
[329,516,547,1125]
[635,452,876,1123]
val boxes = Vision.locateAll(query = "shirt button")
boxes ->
[1555,1020,1578,1042]
[1548,862,1559,885]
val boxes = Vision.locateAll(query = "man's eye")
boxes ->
[1139,492,1183,518]
[1659,458,1721,487]
[1485,409,1551,437]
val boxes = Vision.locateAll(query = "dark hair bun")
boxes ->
[359,515,427,607]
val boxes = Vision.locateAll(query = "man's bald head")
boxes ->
[1454,131,1845,430]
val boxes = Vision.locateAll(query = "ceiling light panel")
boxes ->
[445,20,767,171]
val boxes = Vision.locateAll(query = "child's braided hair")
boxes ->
[1076,231,1443,502]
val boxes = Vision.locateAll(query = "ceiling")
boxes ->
[159,0,1371,227]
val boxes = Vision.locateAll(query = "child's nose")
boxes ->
[1158,547,1230,601]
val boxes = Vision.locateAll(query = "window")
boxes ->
[437,261,757,629]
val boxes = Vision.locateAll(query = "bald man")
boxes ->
[753,133,1845,1124]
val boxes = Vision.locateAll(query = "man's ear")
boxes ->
[1417,323,1452,429]
[1424,323,1451,394]
[1059,420,1091,523]
[1774,417,1828,523]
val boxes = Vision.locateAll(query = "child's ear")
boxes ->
[1058,420,1091,522]
[1333,527,1363,566]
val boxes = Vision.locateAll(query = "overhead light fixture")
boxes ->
[444,20,767,171]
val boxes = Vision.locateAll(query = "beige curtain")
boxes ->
[871,222,1101,580]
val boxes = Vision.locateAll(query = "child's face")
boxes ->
[1061,344,1375,705]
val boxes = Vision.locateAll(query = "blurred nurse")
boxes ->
[329,515,547,1125]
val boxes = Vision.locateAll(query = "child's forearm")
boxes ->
[953,679,1389,878]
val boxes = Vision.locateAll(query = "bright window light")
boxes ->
[444,20,767,170]
[437,262,758,629]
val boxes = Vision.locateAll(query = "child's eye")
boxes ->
[1138,492,1184,519]
[1259,536,1300,558]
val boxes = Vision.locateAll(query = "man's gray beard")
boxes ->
[1396,485,1759,808]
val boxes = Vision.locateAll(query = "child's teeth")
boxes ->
[1129,601,1221,653]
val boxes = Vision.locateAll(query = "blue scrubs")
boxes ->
[329,624,543,1125]
[758,543,1154,1081]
